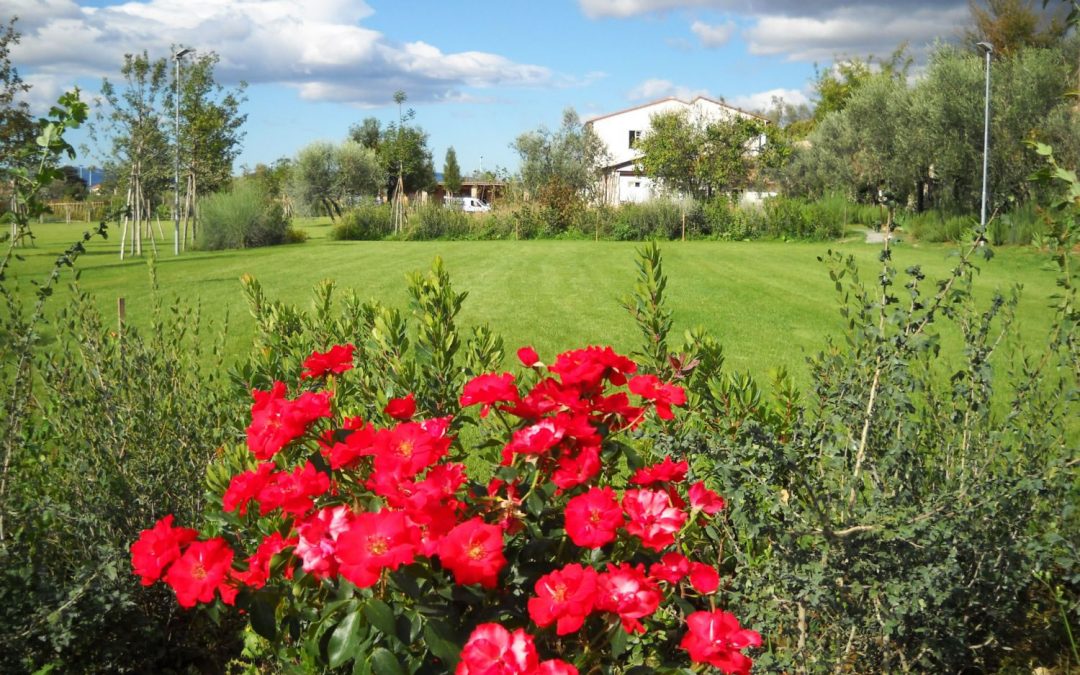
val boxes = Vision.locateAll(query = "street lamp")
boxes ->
[173,47,194,255]
[977,41,992,233]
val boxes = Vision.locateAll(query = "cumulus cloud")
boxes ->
[627,78,711,101]
[579,0,969,61]
[728,87,809,113]
[690,20,736,48]
[745,6,970,61]
[8,0,553,106]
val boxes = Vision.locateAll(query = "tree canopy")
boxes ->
[443,147,462,194]
[512,108,609,201]
[0,17,33,170]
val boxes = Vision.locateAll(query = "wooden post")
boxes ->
[681,211,686,241]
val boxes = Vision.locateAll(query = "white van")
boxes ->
[446,196,491,213]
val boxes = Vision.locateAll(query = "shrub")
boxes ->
[702,196,754,240]
[404,203,471,240]
[331,203,394,240]
[197,180,289,250]
[283,225,309,244]
[904,209,971,242]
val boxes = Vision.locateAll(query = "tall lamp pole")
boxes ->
[173,47,194,256]
[977,41,993,232]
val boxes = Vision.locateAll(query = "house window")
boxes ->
[628,130,643,148]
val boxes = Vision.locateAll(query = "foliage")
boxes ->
[513,108,610,207]
[351,93,437,197]
[443,147,462,195]
[784,40,1080,216]
[197,179,290,250]
[624,193,1077,671]
[1,90,245,672]
[0,17,34,171]
[331,203,394,241]
[288,141,382,220]
[636,110,789,198]
[966,0,1071,56]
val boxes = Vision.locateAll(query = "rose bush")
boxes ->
[132,343,761,673]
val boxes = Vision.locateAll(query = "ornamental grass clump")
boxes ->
[132,343,761,674]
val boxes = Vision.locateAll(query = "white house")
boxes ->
[586,96,768,205]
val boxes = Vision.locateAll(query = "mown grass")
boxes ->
[7,216,1063,383]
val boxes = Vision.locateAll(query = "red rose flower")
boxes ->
[300,344,355,379]
[679,610,762,675]
[369,421,452,483]
[622,488,687,551]
[256,461,331,517]
[321,420,376,470]
[502,419,564,464]
[528,563,598,635]
[460,372,519,417]
[689,481,726,514]
[163,537,236,608]
[628,374,687,420]
[649,552,690,584]
[551,444,601,492]
[130,514,198,586]
[336,510,416,588]
[564,487,623,549]
[234,532,297,589]
[517,346,540,367]
[689,562,721,594]
[595,562,661,634]
[550,346,637,389]
[246,382,332,460]
[222,462,276,515]
[438,517,506,589]
[630,456,689,486]
[456,623,538,675]
[295,505,352,579]
[384,393,416,420]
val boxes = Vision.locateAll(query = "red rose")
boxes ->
[564,487,623,549]
[300,344,355,379]
[688,562,721,594]
[246,381,332,460]
[438,517,506,589]
[234,532,296,589]
[163,537,236,608]
[595,562,661,634]
[649,552,690,584]
[517,346,540,367]
[628,374,687,420]
[689,481,726,514]
[622,488,687,551]
[130,514,198,586]
[679,610,761,675]
[456,623,538,675]
[630,456,689,486]
[460,372,519,417]
[336,510,416,588]
[528,563,598,635]
[384,392,416,420]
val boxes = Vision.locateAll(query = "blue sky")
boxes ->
[9,0,972,175]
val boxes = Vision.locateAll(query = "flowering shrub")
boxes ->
[132,343,761,673]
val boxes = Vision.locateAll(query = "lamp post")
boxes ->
[172,47,194,255]
[977,41,992,232]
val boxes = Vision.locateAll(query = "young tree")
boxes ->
[513,107,610,202]
[637,110,789,198]
[96,52,171,258]
[0,17,33,171]
[443,147,462,195]
[966,0,1070,56]
[288,140,382,219]
[349,117,382,151]
[171,50,247,248]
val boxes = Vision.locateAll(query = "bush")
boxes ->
[403,203,471,240]
[330,203,393,240]
[197,180,289,250]
[905,209,971,242]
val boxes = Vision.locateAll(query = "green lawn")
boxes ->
[6,217,1063,382]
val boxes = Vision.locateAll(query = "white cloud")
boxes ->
[745,6,970,61]
[690,20,736,48]
[578,0,970,61]
[627,78,710,101]
[728,87,809,113]
[8,0,554,105]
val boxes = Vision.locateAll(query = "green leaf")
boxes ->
[610,624,629,658]
[249,592,278,641]
[369,647,405,675]
[364,598,397,637]
[423,618,462,669]
[328,609,363,669]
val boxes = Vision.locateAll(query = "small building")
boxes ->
[430,178,506,206]
[586,96,768,205]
